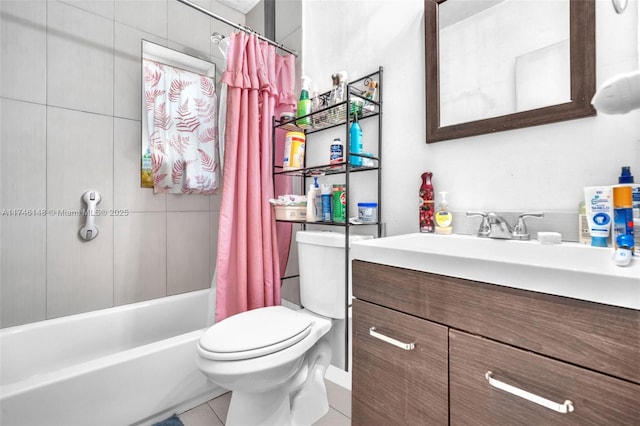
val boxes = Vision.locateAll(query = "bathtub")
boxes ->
[0,289,224,426]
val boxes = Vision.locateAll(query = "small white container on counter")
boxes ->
[358,202,378,223]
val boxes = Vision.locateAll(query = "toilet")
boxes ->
[196,230,372,426]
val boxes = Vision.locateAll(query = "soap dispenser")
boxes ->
[434,191,453,234]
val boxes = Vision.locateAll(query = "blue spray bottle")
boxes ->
[349,113,363,166]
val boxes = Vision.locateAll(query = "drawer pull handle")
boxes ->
[369,327,415,350]
[485,371,574,414]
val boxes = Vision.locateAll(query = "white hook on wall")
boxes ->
[79,190,102,241]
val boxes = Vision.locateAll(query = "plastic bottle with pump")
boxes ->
[349,113,363,167]
[306,177,319,222]
[306,177,321,222]
[296,76,312,128]
[419,172,435,233]
[434,191,453,234]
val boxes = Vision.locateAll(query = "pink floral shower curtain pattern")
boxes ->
[215,32,295,322]
[143,59,219,194]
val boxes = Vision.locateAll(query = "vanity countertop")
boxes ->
[351,233,640,310]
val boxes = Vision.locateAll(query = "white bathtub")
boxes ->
[0,289,224,426]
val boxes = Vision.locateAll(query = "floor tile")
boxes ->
[179,403,223,426]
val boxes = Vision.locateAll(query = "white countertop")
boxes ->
[351,233,640,310]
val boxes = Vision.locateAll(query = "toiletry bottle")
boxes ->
[612,185,635,253]
[363,80,378,112]
[578,201,591,244]
[313,177,322,221]
[349,114,363,166]
[321,184,333,222]
[328,71,348,124]
[141,147,153,187]
[419,172,435,233]
[296,76,312,128]
[330,138,344,169]
[306,180,318,223]
[332,184,346,223]
[618,166,640,252]
[434,191,453,234]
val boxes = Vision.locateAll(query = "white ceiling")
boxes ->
[216,0,261,14]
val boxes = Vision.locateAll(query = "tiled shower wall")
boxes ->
[0,0,244,328]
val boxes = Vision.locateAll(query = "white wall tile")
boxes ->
[0,0,47,103]
[0,216,47,327]
[1,99,47,209]
[114,212,167,305]
[167,193,211,211]
[168,0,213,56]
[114,23,166,120]
[47,106,113,211]
[114,0,167,38]
[57,0,115,20]
[167,211,211,295]
[46,215,114,319]
[113,117,167,211]
[47,0,114,115]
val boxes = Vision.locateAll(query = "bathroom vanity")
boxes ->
[350,234,639,425]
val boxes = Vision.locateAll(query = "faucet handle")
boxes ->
[512,212,544,240]
[466,211,490,237]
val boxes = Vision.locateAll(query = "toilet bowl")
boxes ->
[196,307,332,426]
[196,231,372,426]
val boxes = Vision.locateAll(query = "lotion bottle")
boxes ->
[434,191,453,234]
[306,178,318,222]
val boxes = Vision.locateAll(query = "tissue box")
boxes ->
[274,205,306,221]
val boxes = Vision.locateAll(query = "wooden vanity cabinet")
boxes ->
[351,298,448,425]
[351,260,640,425]
[450,330,640,425]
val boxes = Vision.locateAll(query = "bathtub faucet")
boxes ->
[466,212,544,240]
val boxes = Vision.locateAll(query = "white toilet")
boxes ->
[196,231,371,426]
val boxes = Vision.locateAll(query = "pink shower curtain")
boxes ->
[215,32,295,322]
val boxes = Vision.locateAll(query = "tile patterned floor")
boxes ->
[179,386,351,426]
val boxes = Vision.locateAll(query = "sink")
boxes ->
[351,233,640,310]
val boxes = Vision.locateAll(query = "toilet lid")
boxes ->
[199,306,313,361]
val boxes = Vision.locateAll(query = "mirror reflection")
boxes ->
[425,0,596,143]
[439,0,571,126]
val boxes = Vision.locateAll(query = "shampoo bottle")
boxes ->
[434,191,453,234]
[296,76,312,128]
[419,172,435,233]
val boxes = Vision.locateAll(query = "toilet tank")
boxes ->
[296,231,373,319]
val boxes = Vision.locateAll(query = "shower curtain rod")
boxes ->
[176,0,298,57]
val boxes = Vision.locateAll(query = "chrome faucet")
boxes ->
[466,212,544,240]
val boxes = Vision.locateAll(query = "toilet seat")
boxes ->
[199,306,313,361]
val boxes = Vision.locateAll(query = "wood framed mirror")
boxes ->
[425,0,596,143]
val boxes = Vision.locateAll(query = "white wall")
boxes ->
[301,0,640,239]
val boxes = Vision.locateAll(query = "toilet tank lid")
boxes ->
[296,231,373,247]
[199,306,312,356]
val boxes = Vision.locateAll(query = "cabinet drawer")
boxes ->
[449,330,640,425]
[353,260,640,384]
[352,299,448,426]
